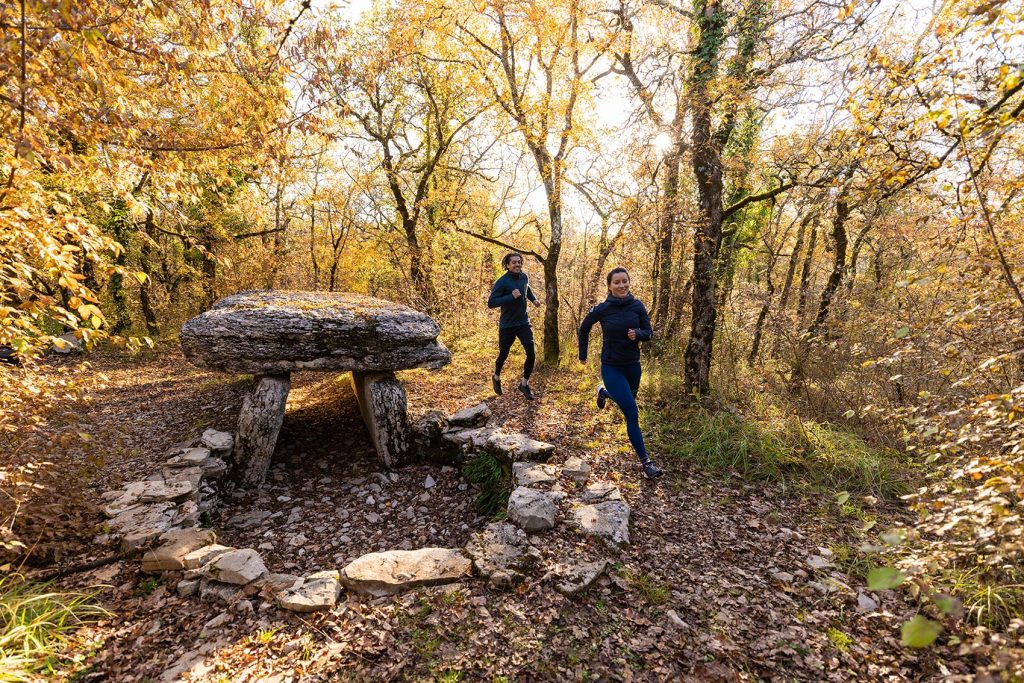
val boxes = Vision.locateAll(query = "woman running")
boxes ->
[578,267,664,479]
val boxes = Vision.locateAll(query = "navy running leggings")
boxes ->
[601,362,648,461]
[495,325,535,379]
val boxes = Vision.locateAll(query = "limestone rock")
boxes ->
[163,467,204,494]
[340,548,472,597]
[351,371,413,468]
[236,373,291,487]
[141,528,217,572]
[103,480,193,515]
[856,593,879,613]
[442,427,495,450]
[200,429,234,456]
[512,462,558,487]
[464,523,541,589]
[261,573,302,592]
[485,432,555,462]
[180,291,451,374]
[448,403,491,429]
[107,503,177,552]
[226,510,272,530]
[549,559,609,596]
[200,457,228,479]
[166,447,212,469]
[412,410,448,451]
[580,482,622,502]
[199,579,240,605]
[571,501,631,547]
[562,457,591,483]
[182,544,234,570]
[507,487,564,532]
[278,570,342,612]
[206,549,268,585]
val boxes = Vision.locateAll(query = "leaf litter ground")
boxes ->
[4,345,1010,681]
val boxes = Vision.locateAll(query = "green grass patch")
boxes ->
[462,453,511,517]
[651,404,913,498]
[0,575,109,681]
[620,569,669,605]
[945,566,1024,630]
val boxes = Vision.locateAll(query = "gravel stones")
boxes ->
[571,501,631,547]
[277,570,342,612]
[180,291,451,374]
[205,549,268,585]
[340,548,472,597]
[507,487,564,532]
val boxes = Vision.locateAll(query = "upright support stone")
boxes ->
[350,371,412,468]
[235,373,291,487]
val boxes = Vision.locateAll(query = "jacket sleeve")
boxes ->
[577,305,602,361]
[487,279,513,309]
[526,282,539,303]
[635,301,653,341]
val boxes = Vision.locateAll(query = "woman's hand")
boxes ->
[627,328,637,341]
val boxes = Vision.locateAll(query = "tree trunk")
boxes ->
[654,146,681,331]
[749,268,774,365]
[682,0,728,396]
[683,92,725,395]
[534,148,563,365]
[808,195,851,338]
[310,203,320,289]
[109,209,132,334]
[795,224,818,324]
[138,209,160,336]
[777,211,814,311]
[405,218,432,312]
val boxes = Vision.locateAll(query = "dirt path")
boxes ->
[15,344,990,681]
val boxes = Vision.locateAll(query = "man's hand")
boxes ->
[530,298,540,307]
[627,329,637,341]
[511,289,522,299]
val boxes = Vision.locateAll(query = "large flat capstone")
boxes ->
[180,291,451,374]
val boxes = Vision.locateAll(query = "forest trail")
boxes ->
[21,344,987,682]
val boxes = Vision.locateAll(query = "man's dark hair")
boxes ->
[502,252,524,269]
[606,266,630,287]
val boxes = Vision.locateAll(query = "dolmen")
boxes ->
[180,291,450,486]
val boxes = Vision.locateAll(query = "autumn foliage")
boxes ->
[2,0,1024,666]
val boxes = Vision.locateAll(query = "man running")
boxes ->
[487,252,539,400]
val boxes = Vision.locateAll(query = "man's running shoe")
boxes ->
[492,374,502,396]
[518,383,535,401]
